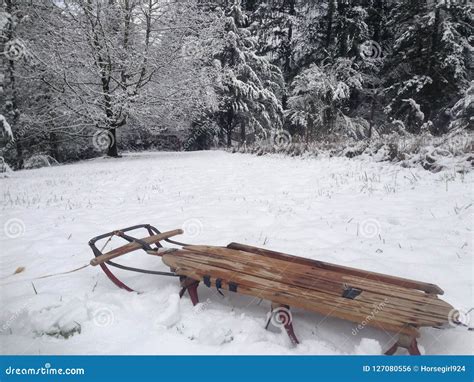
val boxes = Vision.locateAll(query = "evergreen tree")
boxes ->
[384,0,472,133]
[214,0,284,146]
[332,0,370,59]
[286,58,364,141]
[247,0,298,80]
[449,80,473,132]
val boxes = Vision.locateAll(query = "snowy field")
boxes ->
[0,151,472,355]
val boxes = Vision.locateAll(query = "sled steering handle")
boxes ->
[90,229,183,266]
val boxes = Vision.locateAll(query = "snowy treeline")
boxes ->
[0,0,472,168]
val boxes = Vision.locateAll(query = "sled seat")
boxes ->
[161,243,454,355]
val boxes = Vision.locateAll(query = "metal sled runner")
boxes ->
[88,224,458,355]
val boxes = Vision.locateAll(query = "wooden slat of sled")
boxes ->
[162,253,420,337]
[227,242,444,295]
[185,246,443,303]
[184,245,452,312]
[342,274,452,312]
[175,249,450,326]
[163,254,416,332]
[175,249,451,325]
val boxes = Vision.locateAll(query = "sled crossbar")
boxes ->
[90,228,183,266]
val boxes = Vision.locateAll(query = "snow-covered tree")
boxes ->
[286,58,364,140]
[214,0,284,146]
[332,0,370,58]
[1,0,471,164]
[246,0,298,80]
[384,0,472,133]
[0,114,13,141]
[1,0,25,167]
[33,0,217,157]
[449,80,473,132]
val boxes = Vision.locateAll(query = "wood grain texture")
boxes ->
[163,253,421,336]
[179,247,452,322]
[90,229,183,266]
[227,242,444,295]
[161,245,453,335]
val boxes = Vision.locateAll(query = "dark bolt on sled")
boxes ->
[88,224,464,355]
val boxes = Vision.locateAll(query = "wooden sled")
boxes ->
[88,224,457,355]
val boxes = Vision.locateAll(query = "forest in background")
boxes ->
[0,0,472,170]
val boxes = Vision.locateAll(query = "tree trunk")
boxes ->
[427,7,440,76]
[107,128,119,157]
[337,0,348,56]
[49,132,60,161]
[373,0,384,42]
[325,0,336,49]
[282,0,295,80]
[85,2,119,158]
[226,108,234,148]
[240,123,246,144]
[368,98,375,139]
[306,114,313,144]
[15,140,23,169]
[218,125,225,146]
[5,0,23,169]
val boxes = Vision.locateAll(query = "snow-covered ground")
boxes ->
[0,151,472,355]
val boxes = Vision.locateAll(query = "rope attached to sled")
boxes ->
[0,264,90,286]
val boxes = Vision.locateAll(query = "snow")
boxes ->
[0,114,14,141]
[402,98,425,122]
[0,157,13,177]
[0,151,472,355]
[354,338,383,355]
